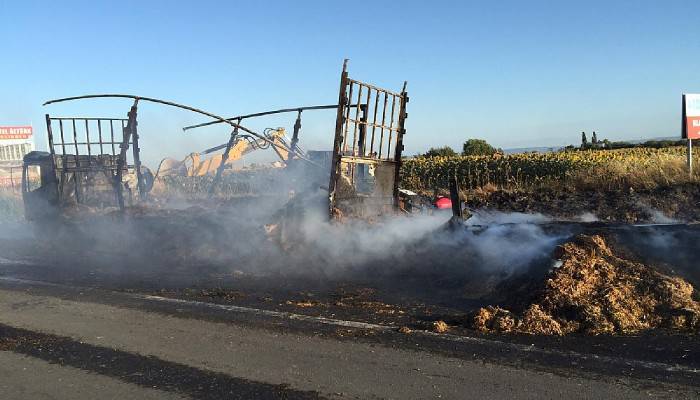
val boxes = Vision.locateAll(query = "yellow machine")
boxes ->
[156,128,290,178]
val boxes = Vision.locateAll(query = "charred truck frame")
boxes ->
[23,95,298,220]
[23,61,409,222]
[328,60,408,219]
[184,60,410,220]
[22,100,147,221]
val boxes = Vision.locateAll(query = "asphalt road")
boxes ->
[0,279,697,399]
[0,351,185,400]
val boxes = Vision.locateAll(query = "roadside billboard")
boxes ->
[0,126,32,140]
[0,126,34,163]
[682,94,700,140]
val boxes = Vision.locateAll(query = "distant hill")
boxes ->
[627,136,678,144]
[503,146,562,154]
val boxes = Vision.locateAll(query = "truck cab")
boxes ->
[21,151,59,221]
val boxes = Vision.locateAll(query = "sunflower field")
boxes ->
[401,146,700,191]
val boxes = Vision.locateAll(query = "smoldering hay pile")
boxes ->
[473,234,700,335]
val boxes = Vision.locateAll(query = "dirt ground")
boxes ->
[464,182,700,223]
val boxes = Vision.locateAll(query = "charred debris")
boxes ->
[21,61,469,240]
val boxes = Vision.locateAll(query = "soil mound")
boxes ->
[473,234,700,335]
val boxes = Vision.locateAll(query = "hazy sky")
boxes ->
[1,0,699,166]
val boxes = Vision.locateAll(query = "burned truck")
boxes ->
[23,61,410,226]
[183,60,411,220]
[328,60,409,219]
[21,94,316,223]
[22,101,151,222]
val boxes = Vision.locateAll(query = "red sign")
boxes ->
[686,117,700,140]
[0,126,33,140]
[683,94,700,139]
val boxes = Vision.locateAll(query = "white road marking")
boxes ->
[141,294,397,331]
[0,276,697,376]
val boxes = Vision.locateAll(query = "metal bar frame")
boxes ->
[44,94,317,167]
[44,113,136,210]
[71,119,81,203]
[289,110,302,160]
[182,104,360,132]
[328,60,350,217]
[131,104,145,200]
[45,114,61,203]
[392,82,409,210]
[113,100,139,210]
[327,60,409,219]
[209,117,241,197]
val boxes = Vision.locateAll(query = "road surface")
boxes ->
[0,278,697,399]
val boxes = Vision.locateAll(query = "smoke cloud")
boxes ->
[1,165,698,308]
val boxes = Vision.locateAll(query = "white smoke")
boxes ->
[637,202,679,224]
[269,205,570,279]
[454,222,566,274]
[465,210,551,226]
[648,209,678,224]
[577,212,599,222]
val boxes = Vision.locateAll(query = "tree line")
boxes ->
[420,139,502,157]
[419,133,691,159]
[564,131,690,151]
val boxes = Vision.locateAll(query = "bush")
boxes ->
[421,146,457,158]
[462,139,500,156]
